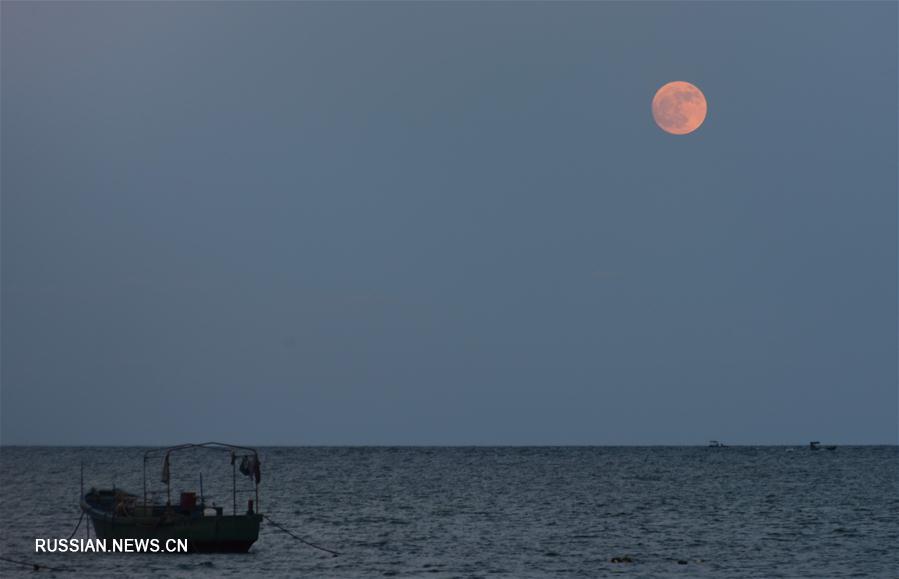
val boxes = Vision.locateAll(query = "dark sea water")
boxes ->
[1,446,897,578]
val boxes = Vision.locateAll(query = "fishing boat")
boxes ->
[80,442,263,553]
[808,441,838,452]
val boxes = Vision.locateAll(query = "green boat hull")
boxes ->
[82,493,262,553]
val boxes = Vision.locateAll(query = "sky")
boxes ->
[1,1,896,446]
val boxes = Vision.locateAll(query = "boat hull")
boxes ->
[82,499,262,553]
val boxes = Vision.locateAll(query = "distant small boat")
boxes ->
[809,441,821,451]
[708,440,726,448]
[81,442,263,553]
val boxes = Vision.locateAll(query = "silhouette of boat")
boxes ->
[708,440,726,448]
[81,442,263,553]
[809,441,821,450]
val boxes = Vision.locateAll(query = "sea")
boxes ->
[1,446,897,578]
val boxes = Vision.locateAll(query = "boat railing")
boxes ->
[142,442,261,516]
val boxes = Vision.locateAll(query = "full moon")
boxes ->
[652,81,707,135]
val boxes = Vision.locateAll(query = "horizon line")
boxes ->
[2,442,897,449]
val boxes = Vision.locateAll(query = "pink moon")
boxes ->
[652,81,707,135]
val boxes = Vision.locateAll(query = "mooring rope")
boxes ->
[0,556,64,572]
[263,514,340,557]
[68,510,85,540]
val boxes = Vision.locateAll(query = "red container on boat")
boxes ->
[180,492,197,511]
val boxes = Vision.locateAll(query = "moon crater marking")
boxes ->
[652,81,707,135]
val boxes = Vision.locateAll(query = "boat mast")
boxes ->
[166,452,171,506]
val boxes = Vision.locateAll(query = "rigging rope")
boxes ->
[68,510,85,540]
[263,514,340,557]
[0,556,64,572]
